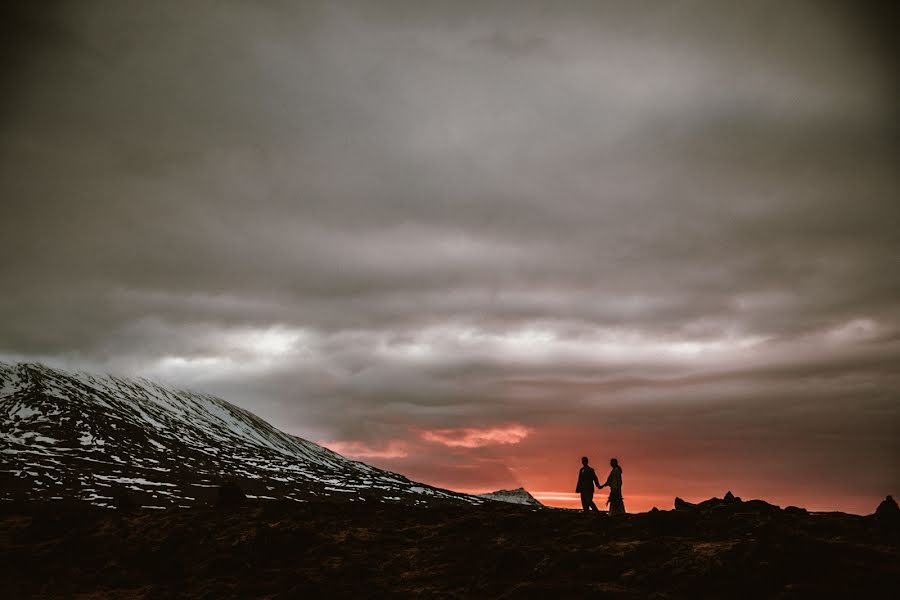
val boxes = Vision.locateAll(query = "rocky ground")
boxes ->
[2,494,898,599]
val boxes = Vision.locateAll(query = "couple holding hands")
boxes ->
[576,456,625,515]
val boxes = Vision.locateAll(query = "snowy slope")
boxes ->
[0,363,483,509]
[478,487,542,507]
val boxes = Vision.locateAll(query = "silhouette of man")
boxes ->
[575,456,601,512]
[598,458,625,516]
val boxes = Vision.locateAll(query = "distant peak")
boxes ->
[478,487,542,506]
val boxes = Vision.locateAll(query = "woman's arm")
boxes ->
[598,470,612,489]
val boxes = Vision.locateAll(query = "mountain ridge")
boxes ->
[1,362,484,508]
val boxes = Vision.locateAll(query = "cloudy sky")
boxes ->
[2,1,898,512]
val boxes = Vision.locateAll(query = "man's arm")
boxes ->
[594,470,603,489]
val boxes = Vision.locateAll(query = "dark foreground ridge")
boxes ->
[2,493,897,599]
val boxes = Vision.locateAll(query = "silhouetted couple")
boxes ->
[576,456,625,515]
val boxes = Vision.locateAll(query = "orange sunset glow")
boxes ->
[323,417,892,516]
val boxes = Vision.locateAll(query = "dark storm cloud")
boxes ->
[1,1,897,503]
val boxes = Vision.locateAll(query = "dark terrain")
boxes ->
[2,494,898,599]
[4,364,897,598]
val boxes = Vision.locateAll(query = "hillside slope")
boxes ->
[0,362,482,508]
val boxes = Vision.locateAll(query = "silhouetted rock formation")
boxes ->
[674,497,695,511]
[672,492,795,514]
[784,505,808,516]
[875,495,899,519]
[215,481,247,508]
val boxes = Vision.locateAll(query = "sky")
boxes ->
[2,1,898,513]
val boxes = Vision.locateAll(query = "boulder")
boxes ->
[741,499,782,514]
[674,497,696,511]
[874,495,899,518]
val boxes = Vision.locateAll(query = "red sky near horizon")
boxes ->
[323,422,890,515]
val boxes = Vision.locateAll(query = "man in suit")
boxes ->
[575,456,601,512]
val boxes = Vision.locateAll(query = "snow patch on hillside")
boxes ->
[478,487,542,507]
[0,362,485,509]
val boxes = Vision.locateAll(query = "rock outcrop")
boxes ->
[673,492,793,514]
[674,497,695,511]
[875,495,899,519]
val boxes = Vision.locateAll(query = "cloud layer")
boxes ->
[2,1,898,512]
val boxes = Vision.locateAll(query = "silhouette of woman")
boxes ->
[599,458,625,516]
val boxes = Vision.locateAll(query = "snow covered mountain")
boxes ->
[1,363,483,509]
[478,487,542,507]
